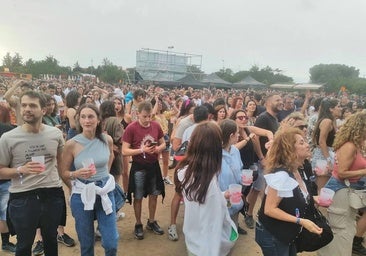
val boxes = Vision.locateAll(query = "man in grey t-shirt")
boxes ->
[0,91,65,256]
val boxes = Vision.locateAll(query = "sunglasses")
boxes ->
[236,115,249,121]
[296,125,308,130]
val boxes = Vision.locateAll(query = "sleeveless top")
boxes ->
[332,150,366,183]
[73,134,110,181]
[315,119,335,147]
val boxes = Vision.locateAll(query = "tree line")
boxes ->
[1,52,366,93]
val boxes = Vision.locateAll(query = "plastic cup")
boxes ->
[319,188,335,207]
[32,156,45,171]
[241,169,253,186]
[315,160,328,176]
[82,158,97,175]
[229,184,242,205]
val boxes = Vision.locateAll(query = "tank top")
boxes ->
[73,134,110,181]
[332,150,366,183]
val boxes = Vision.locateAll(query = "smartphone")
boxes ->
[150,142,158,146]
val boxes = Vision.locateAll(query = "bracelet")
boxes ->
[296,217,301,225]
[16,166,24,184]
[140,148,146,159]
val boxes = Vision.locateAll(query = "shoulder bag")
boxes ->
[295,196,333,252]
[345,179,366,209]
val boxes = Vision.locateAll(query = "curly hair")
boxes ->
[265,128,304,173]
[333,111,366,151]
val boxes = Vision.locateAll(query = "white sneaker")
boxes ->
[163,176,174,185]
[168,224,179,241]
[116,212,126,221]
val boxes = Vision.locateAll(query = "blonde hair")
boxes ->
[265,128,304,173]
[333,111,366,151]
[279,112,306,131]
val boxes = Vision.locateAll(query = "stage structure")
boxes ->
[136,48,203,82]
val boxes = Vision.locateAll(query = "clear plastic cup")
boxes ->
[319,188,335,207]
[229,184,242,205]
[31,156,45,171]
[241,169,253,186]
[82,158,97,175]
[314,160,328,176]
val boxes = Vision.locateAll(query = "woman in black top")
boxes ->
[256,128,323,256]
[312,98,341,193]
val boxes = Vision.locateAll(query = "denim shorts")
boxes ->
[0,181,10,221]
[134,169,161,199]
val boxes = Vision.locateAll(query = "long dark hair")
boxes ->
[76,103,106,144]
[179,98,195,117]
[100,100,116,120]
[65,90,80,108]
[220,119,237,148]
[312,98,338,145]
[178,122,222,204]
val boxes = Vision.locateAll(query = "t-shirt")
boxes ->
[0,123,15,184]
[182,123,197,142]
[175,115,194,140]
[122,120,164,164]
[277,108,295,122]
[0,125,64,193]
[254,111,279,157]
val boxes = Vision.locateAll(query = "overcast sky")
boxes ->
[1,0,366,82]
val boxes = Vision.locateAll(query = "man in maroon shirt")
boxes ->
[122,101,166,240]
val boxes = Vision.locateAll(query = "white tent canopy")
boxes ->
[270,83,323,90]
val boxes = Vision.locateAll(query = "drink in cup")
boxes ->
[229,184,242,205]
[82,158,97,175]
[31,156,45,171]
[314,159,328,176]
[241,169,253,186]
[318,188,335,207]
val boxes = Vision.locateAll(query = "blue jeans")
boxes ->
[0,181,10,220]
[255,221,297,256]
[70,179,119,256]
[8,187,64,256]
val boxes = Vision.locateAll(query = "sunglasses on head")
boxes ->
[236,115,249,121]
[296,125,308,130]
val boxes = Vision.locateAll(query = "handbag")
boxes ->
[295,197,333,252]
[173,140,189,161]
[344,179,366,209]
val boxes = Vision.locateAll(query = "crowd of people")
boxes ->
[0,76,366,255]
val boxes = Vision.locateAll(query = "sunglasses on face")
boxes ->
[295,125,308,130]
[236,115,249,121]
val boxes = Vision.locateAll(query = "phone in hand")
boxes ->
[150,142,158,146]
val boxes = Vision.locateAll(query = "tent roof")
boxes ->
[176,74,206,88]
[233,75,266,88]
[293,83,323,90]
[202,73,232,84]
[270,83,323,90]
[201,73,232,88]
[270,83,295,89]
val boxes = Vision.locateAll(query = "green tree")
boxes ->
[2,52,12,69]
[96,58,127,83]
[309,64,360,92]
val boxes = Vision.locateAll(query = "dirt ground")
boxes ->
[5,167,316,256]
